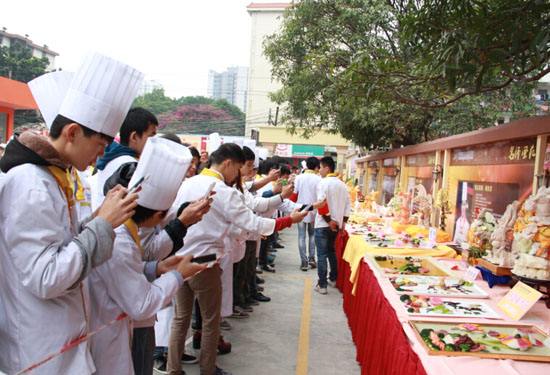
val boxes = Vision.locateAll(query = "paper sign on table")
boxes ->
[464,266,481,282]
[497,281,543,320]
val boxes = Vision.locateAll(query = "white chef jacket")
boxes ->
[294,171,321,223]
[0,164,114,375]
[170,170,276,258]
[88,224,182,375]
[314,175,351,230]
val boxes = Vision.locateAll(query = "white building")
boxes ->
[207,66,248,113]
[0,27,58,70]
[245,2,349,165]
[138,79,163,96]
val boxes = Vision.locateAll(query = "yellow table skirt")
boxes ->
[342,235,456,295]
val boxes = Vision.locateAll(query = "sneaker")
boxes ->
[245,298,259,306]
[315,284,328,295]
[255,266,263,274]
[229,307,249,319]
[309,259,317,269]
[238,304,253,313]
[215,367,233,375]
[253,292,271,302]
[328,280,337,288]
[257,285,264,292]
[220,319,232,331]
[261,265,276,273]
[153,360,172,375]
[300,262,308,271]
[274,242,284,249]
[218,336,232,355]
[256,276,265,284]
[181,352,198,364]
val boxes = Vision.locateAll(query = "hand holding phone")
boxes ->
[203,181,216,200]
[191,253,217,264]
[128,175,149,194]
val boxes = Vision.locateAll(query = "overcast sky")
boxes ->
[3,0,279,98]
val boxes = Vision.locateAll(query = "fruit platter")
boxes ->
[370,255,451,277]
[364,231,437,250]
[399,294,501,318]
[410,321,550,362]
[390,276,489,298]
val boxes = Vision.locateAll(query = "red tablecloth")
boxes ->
[336,231,427,375]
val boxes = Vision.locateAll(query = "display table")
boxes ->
[336,232,550,375]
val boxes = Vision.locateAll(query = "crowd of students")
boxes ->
[0,53,351,375]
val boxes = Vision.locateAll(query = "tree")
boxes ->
[0,42,50,126]
[264,0,545,148]
[133,89,245,136]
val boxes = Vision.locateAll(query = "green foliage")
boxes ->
[264,0,546,148]
[0,43,50,126]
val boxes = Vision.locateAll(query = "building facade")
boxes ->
[0,28,58,70]
[207,66,248,113]
[246,2,350,167]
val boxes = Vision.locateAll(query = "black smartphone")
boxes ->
[191,253,217,264]
[300,204,314,212]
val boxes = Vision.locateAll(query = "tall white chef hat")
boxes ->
[207,132,222,154]
[28,71,74,129]
[58,52,144,137]
[128,137,192,211]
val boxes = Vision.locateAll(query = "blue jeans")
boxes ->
[314,227,337,288]
[298,222,316,263]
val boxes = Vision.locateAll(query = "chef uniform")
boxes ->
[0,54,143,374]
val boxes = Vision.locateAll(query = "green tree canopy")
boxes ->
[264,0,546,148]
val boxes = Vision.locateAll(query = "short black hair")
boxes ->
[189,146,200,160]
[120,107,158,146]
[320,156,335,172]
[242,146,255,162]
[133,205,166,224]
[160,133,181,144]
[280,164,291,176]
[50,114,114,143]
[305,157,320,170]
[210,143,245,165]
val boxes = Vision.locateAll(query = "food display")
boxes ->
[511,187,550,280]
[387,191,412,224]
[411,184,433,227]
[411,321,550,362]
[465,210,497,261]
[390,276,489,298]
[484,201,520,267]
[370,255,450,277]
[399,295,500,318]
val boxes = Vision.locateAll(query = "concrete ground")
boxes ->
[179,227,360,375]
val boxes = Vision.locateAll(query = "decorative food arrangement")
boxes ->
[511,187,550,281]
[390,276,489,298]
[371,256,450,277]
[399,295,500,318]
[465,209,497,261]
[484,201,520,267]
[411,321,550,362]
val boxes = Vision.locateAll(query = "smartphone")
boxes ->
[191,253,217,264]
[128,175,149,194]
[300,204,314,212]
[280,178,289,186]
[203,181,216,200]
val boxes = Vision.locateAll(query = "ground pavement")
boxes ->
[177,227,360,375]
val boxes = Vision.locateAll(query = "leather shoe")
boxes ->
[253,292,271,302]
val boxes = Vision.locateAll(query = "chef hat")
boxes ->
[207,132,222,154]
[28,71,74,129]
[58,52,144,137]
[128,137,192,211]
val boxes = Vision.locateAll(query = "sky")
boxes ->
[3,0,277,98]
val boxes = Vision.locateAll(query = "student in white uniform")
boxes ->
[293,156,322,271]
[90,107,158,210]
[0,54,143,375]
[88,137,209,375]
[313,157,351,295]
[167,143,307,375]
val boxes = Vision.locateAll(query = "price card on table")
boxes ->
[497,281,543,321]
[464,266,481,282]
[428,227,437,243]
